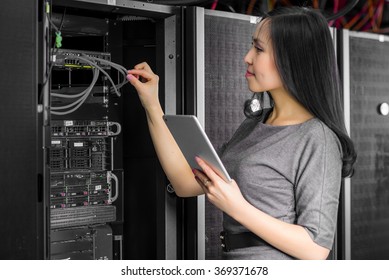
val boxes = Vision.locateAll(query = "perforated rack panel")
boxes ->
[53,48,111,69]
[204,14,256,260]
[349,35,389,259]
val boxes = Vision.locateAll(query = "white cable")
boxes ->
[78,55,121,97]
[51,84,93,99]
[50,94,88,115]
[57,54,120,97]
[85,56,128,90]
[51,89,90,99]
[51,68,99,109]
[89,56,127,76]
[50,52,128,115]
[51,68,100,115]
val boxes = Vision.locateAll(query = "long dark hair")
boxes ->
[252,7,356,177]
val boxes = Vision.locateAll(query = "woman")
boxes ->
[126,6,356,260]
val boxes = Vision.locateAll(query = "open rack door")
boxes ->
[0,0,43,259]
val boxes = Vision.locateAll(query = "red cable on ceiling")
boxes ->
[211,0,218,10]
[247,0,257,15]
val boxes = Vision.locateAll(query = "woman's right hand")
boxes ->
[127,62,160,111]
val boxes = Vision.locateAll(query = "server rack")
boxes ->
[0,0,203,260]
[339,30,389,260]
[44,0,184,260]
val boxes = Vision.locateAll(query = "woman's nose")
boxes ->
[244,48,252,65]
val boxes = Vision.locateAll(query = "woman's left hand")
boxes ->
[193,156,248,215]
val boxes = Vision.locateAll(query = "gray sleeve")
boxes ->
[294,124,342,250]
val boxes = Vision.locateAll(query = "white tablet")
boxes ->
[163,115,232,182]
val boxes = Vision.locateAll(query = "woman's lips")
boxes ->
[245,70,255,78]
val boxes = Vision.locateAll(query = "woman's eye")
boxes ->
[251,42,263,53]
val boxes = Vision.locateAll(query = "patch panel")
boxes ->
[52,48,111,70]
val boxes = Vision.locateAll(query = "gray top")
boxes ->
[219,110,343,260]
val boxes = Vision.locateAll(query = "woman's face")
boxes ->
[244,21,284,93]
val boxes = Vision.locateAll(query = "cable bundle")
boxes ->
[51,67,99,115]
[50,54,128,115]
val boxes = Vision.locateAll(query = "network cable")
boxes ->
[51,67,100,115]
[68,54,121,97]
[50,53,129,115]
[85,56,128,90]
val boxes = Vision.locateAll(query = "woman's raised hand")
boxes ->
[127,62,160,111]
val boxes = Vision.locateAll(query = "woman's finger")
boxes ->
[133,62,153,73]
[126,74,145,91]
[194,175,209,194]
[127,69,155,81]
[195,156,222,184]
[192,168,212,188]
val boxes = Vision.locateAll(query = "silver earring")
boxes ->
[250,98,261,112]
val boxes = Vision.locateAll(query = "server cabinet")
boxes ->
[340,30,389,260]
[44,0,183,260]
